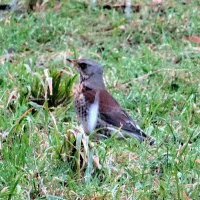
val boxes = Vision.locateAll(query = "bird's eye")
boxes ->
[79,63,87,70]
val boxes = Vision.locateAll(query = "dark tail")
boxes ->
[128,128,154,145]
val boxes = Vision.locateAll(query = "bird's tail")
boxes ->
[128,129,154,145]
[105,125,154,145]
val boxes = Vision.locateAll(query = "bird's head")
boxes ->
[67,58,105,89]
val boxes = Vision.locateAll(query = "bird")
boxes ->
[67,58,154,145]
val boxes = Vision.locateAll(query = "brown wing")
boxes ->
[82,87,147,140]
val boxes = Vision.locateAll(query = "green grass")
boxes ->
[0,0,200,199]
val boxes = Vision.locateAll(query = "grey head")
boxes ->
[67,58,105,89]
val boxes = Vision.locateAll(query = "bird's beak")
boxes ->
[67,58,79,72]
[66,58,77,65]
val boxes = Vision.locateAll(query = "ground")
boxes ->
[0,0,200,199]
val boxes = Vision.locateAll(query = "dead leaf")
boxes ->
[93,156,102,169]
[55,1,62,12]
[47,77,53,96]
[7,89,17,106]
[187,35,200,44]
[183,191,191,200]
[195,159,200,163]
[152,0,163,4]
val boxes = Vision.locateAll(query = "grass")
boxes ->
[0,0,200,199]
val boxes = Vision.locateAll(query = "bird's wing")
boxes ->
[83,87,147,140]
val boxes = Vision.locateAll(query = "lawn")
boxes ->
[0,0,200,199]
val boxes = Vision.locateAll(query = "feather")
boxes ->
[82,87,153,143]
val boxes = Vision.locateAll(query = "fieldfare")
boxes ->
[67,58,153,144]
